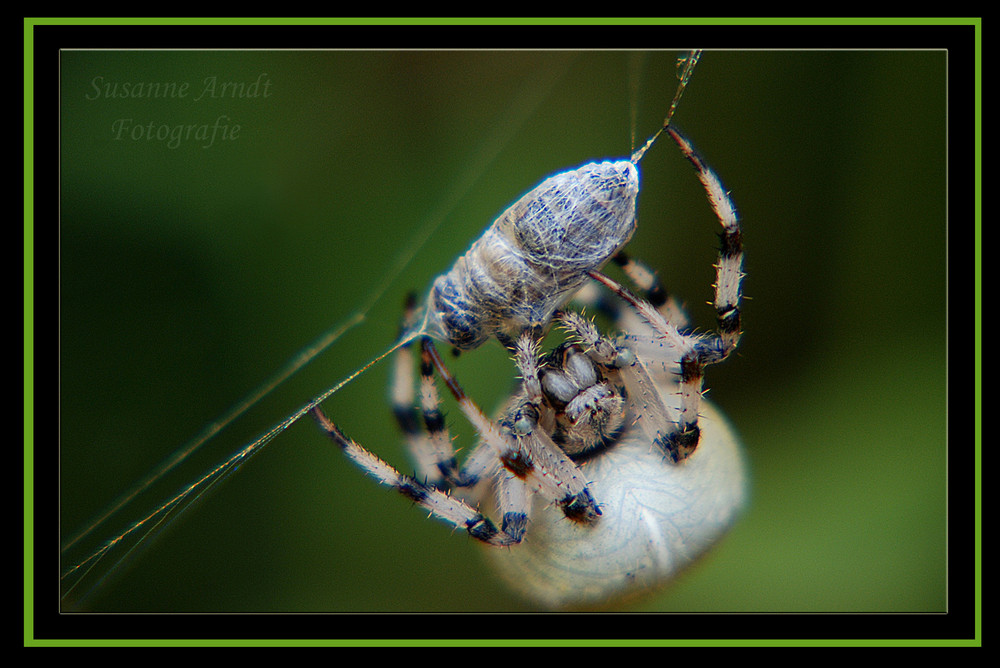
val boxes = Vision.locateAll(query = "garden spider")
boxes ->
[311,127,748,608]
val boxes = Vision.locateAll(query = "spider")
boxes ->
[311,126,748,608]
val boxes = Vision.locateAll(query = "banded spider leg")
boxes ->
[311,330,604,548]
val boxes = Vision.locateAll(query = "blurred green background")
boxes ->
[59,49,948,614]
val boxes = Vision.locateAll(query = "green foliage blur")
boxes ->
[59,49,948,613]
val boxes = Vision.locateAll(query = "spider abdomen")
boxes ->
[485,400,748,610]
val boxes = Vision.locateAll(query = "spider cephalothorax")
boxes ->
[534,342,628,458]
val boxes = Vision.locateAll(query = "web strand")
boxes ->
[59,55,577,609]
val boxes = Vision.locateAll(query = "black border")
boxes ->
[35,20,979,645]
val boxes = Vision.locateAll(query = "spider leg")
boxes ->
[611,250,692,331]
[584,272,717,462]
[390,295,468,487]
[421,336,600,524]
[311,405,522,546]
[666,126,744,358]
[494,471,531,544]
[573,129,742,462]
[569,251,691,335]
[390,338,445,485]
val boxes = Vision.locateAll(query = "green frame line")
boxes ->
[26,16,982,648]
